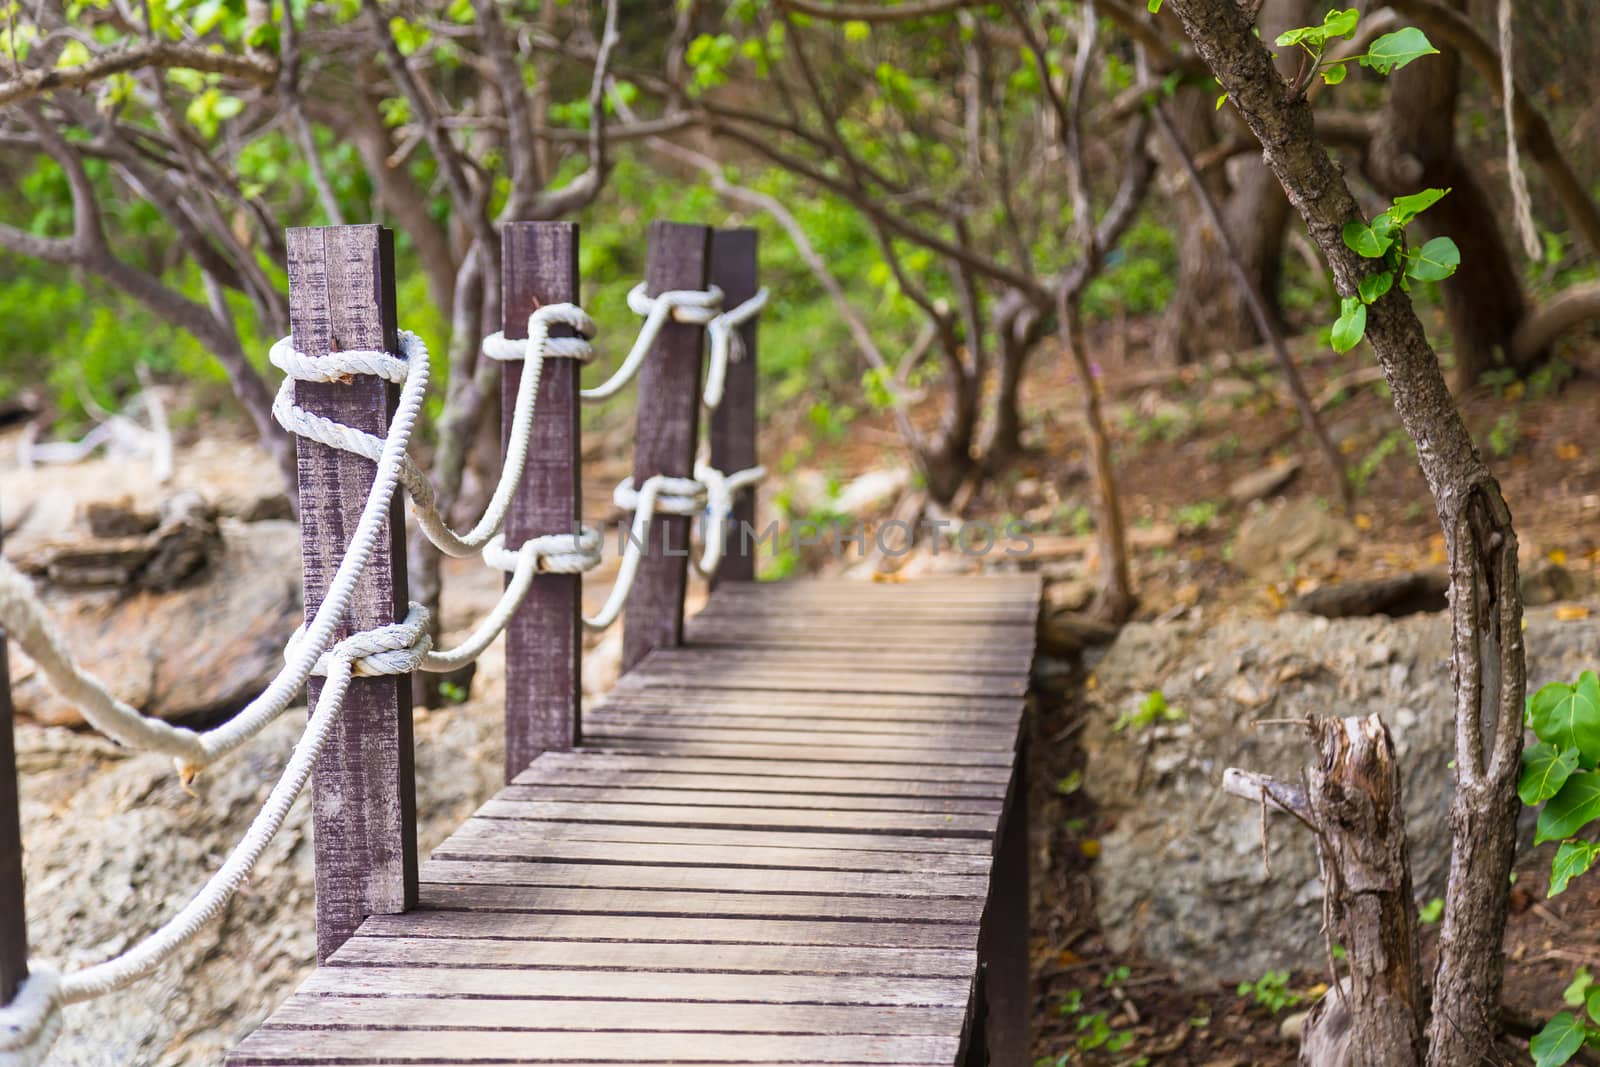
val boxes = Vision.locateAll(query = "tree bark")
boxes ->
[1164,4,1527,1065]
[1364,0,1529,387]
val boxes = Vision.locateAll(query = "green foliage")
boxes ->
[1332,188,1460,353]
[1114,689,1185,733]
[1274,9,1438,87]
[1236,970,1305,1014]
[1418,897,1444,924]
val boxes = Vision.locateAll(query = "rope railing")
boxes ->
[0,223,767,1064]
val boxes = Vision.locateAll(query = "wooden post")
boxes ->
[501,222,582,782]
[0,587,26,1006]
[982,751,1030,1063]
[621,221,712,674]
[707,228,759,587]
[286,224,418,963]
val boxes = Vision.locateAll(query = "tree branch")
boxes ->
[0,42,275,107]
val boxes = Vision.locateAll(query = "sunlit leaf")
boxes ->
[1530,672,1600,765]
[1357,270,1393,304]
[1342,220,1393,259]
[1331,297,1367,353]
[1405,237,1461,282]
[1363,27,1440,74]
[1389,187,1450,225]
[1530,1012,1585,1067]
[1321,62,1348,85]
[1549,840,1600,897]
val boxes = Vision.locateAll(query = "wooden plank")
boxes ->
[593,687,1022,716]
[263,995,959,1035]
[305,966,966,1004]
[474,798,994,838]
[430,835,994,877]
[982,758,1030,1063]
[418,860,988,898]
[441,818,993,856]
[501,221,582,780]
[582,713,1019,743]
[621,221,711,673]
[618,665,1028,698]
[580,723,1018,754]
[0,596,25,1006]
[415,884,986,924]
[707,228,759,586]
[330,936,977,978]
[511,762,1011,798]
[230,1028,959,1064]
[495,784,1003,814]
[582,739,1014,766]
[519,751,1013,785]
[355,910,977,949]
[581,697,1022,728]
[634,648,1034,676]
[287,224,417,963]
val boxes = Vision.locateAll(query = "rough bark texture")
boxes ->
[1365,0,1529,386]
[1164,4,1527,1065]
[1307,716,1426,1067]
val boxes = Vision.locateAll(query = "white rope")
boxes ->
[0,967,61,1066]
[701,288,768,410]
[691,461,766,577]
[1499,0,1541,261]
[0,332,432,778]
[571,285,723,402]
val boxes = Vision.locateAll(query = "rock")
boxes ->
[1290,571,1448,619]
[1081,605,1600,984]
[15,687,507,1066]
[1227,460,1301,505]
[1038,610,1119,656]
[1232,499,1356,580]
[834,467,910,516]
[84,499,160,539]
[10,520,302,727]
[15,490,221,592]
[1045,578,1095,614]
[1521,560,1595,606]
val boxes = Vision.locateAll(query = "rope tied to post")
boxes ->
[0,967,61,1067]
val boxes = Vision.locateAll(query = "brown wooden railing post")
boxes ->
[982,749,1031,1062]
[621,221,712,674]
[1,586,26,1006]
[707,228,760,587]
[286,224,418,963]
[501,221,582,781]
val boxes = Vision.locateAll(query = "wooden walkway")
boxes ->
[228,573,1039,1066]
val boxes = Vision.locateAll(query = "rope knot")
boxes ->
[286,604,434,679]
[481,303,598,364]
[0,965,63,1066]
[481,526,603,576]
[613,474,707,516]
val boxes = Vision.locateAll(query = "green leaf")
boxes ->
[1363,27,1440,74]
[1418,897,1443,924]
[1147,0,1162,11]
[1537,773,1600,844]
[1275,25,1321,47]
[1342,220,1394,259]
[1550,841,1600,897]
[1531,1012,1586,1067]
[1588,988,1600,1026]
[1405,237,1461,282]
[1389,187,1450,226]
[1215,91,1229,111]
[842,19,870,42]
[1530,672,1600,766]
[1322,8,1359,39]
[1321,62,1348,85]
[1331,298,1367,353]
[1357,271,1393,304]
[1565,968,1593,1007]
[1522,742,1582,805]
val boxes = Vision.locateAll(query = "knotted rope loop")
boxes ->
[577,285,724,402]
[480,526,603,577]
[268,336,410,384]
[612,474,706,516]
[701,287,769,410]
[692,462,765,576]
[480,302,598,365]
[0,966,63,1066]
[285,603,434,679]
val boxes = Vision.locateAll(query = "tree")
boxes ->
[1160,1,1526,1063]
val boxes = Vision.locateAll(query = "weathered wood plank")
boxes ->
[621,221,711,673]
[501,221,582,779]
[496,784,1003,814]
[573,699,1022,729]
[476,797,993,837]
[579,724,1017,754]
[329,936,977,978]
[707,228,759,587]
[516,752,1014,785]
[0,598,26,1005]
[231,1028,959,1064]
[441,817,993,855]
[593,687,1023,716]
[617,665,1028,698]
[511,761,1010,798]
[287,224,417,963]
[417,860,988,898]
[630,648,1035,676]
[416,884,985,923]
[430,834,993,876]
[264,995,959,1035]
[581,739,1015,766]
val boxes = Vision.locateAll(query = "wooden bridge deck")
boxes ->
[228,573,1040,1066]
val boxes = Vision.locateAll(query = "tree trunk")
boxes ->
[988,293,1046,461]
[1156,0,1309,364]
[1365,0,1528,387]
[1165,4,1528,1065]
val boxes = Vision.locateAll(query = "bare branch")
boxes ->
[775,0,967,22]
[0,42,274,108]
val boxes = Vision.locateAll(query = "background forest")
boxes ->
[4,0,1600,1065]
